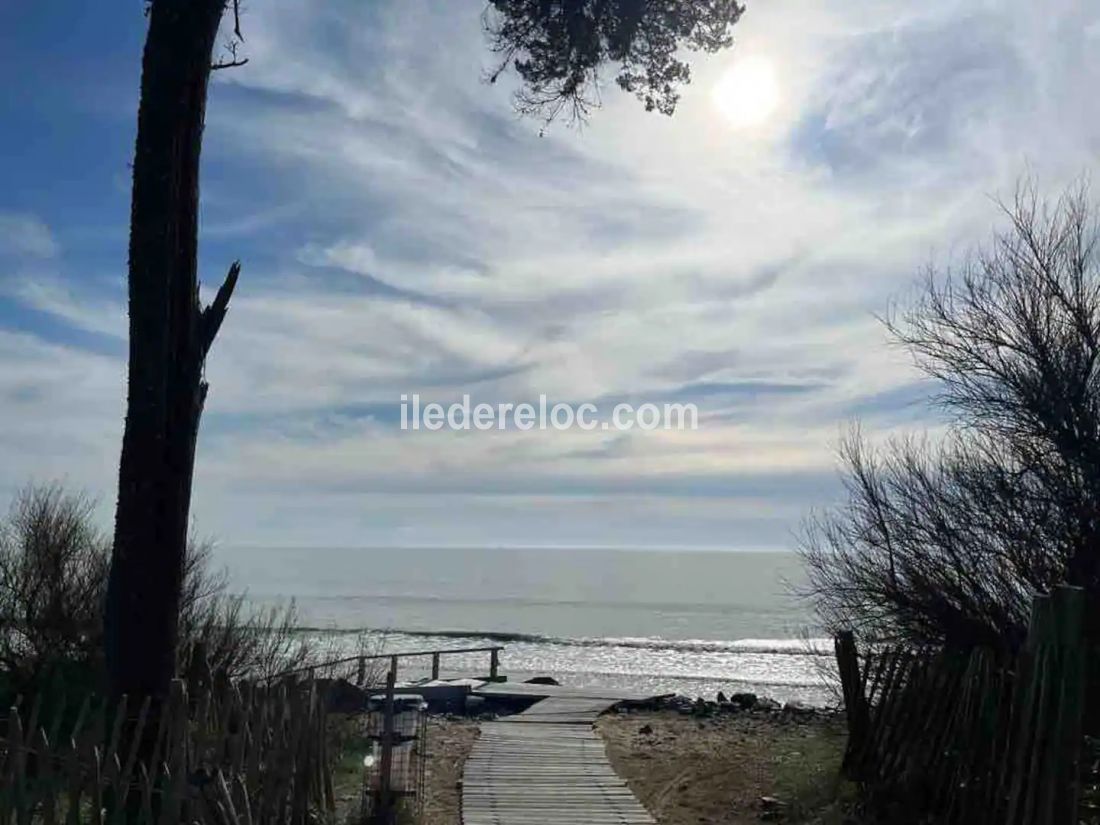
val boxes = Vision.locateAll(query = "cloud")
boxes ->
[7,275,124,339]
[791,11,1026,177]
[0,213,59,259]
[2,0,1099,548]
[0,330,123,514]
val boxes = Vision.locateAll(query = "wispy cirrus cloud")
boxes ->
[0,0,1097,548]
[0,213,59,260]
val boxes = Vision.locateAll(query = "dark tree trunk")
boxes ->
[105,0,238,701]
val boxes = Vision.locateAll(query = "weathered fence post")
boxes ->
[834,630,868,771]
[489,648,500,682]
[431,653,441,681]
[1044,586,1086,825]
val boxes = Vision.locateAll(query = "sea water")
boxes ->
[216,546,835,705]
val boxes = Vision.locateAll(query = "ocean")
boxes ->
[216,546,835,705]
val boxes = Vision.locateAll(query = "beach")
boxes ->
[243,545,849,821]
[412,702,850,825]
[598,706,850,824]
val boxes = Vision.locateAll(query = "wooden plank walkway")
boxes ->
[461,690,657,824]
[503,697,622,724]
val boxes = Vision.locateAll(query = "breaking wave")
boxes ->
[294,626,832,657]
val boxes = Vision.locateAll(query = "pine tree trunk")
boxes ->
[105,0,232,700]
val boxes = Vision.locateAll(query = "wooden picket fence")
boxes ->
[0,678,335,825]
[836,585,1098,824]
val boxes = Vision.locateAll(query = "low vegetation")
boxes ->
[0,482,385,825]
[0,482,310,708]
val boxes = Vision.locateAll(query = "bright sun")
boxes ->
[712,56,780,129]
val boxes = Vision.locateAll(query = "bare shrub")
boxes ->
[0,484,108,691]
[305,630,391,685]
[0,483,314,697]
[800,180,1100,650]
[178,539,309,681]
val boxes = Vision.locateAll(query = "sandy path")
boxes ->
[421,716,480,825]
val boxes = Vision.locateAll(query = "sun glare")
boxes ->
[712,56,780,129]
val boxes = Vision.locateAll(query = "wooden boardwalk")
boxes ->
[461,688,657,824]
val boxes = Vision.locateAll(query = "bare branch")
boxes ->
[211,57,249,71]
[211,34,247,72]
[200,260,241,356]
[799,177,1100,651]
[232,0,244,41]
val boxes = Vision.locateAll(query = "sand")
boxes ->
[421,715,480,825]
[598,708,853,824]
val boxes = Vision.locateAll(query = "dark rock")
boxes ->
[639,724,653,735]
[692,697,716,717]
[716,691,727,703]
[729,692,758,709]
[759,796,787,820]
[524,676,560,686]
[668,695,695,714]
[755,697,781,713]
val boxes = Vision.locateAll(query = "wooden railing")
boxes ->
[269,645,505,684]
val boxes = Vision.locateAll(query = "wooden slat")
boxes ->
[461,698,656,825]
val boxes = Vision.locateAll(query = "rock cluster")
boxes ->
[643,691,833,720]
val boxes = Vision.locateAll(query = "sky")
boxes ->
[0,0,1098,550]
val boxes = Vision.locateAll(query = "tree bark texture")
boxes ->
[105,0,236,701]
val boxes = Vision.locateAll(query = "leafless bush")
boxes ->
[0,483,313,697]
[0,484,108,689]
[314,630,390,685]
[800,180,1100,650]
[178,539,308,681]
